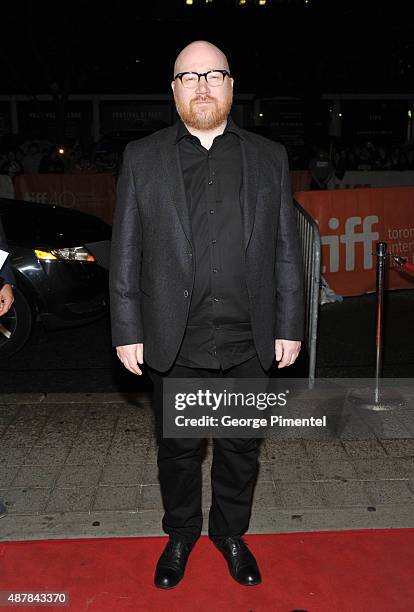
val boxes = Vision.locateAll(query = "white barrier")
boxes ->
[0,175,15,199]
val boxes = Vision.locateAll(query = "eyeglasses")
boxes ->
[173,69,231,89]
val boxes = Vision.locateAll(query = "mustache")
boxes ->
[191,95,216,103]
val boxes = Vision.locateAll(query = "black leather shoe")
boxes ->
[154,539,194,589]
[212,536,261,586]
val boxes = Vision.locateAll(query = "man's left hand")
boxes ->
[0,284,14,316]
[275,339,301,368]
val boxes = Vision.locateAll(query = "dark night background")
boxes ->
[0,0,412,96]
[1,0,414,389]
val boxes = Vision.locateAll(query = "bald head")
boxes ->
[171,40,233,133]
[173,40,230,77]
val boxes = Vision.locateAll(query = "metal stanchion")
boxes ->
[346,241,406,411]
[0,499,7,518]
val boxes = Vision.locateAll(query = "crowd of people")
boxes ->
[331,142,414,174]
[1,137,414,184]
[308,141,414,189]
[0,141,120,179]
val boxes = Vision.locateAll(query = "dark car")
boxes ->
[0,197,111,358]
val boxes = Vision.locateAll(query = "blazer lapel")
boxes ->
[240,133,260,251]
[160,139,193,247]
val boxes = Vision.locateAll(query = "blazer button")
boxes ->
[184,290,189,298]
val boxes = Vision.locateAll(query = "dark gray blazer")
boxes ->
[109,120,304,372]
[0,217,15,285]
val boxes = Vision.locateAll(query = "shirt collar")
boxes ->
[174,114,244,144]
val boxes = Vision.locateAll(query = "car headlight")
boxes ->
[34,247,96,262]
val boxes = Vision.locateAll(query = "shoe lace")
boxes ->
[164,540,189,561]
[223,536,249,557]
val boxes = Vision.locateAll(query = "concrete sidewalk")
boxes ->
[1,390,414,541]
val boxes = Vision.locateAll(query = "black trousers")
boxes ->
[147,354,270,545]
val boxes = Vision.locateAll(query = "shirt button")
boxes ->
[212,268,218,274]
[184,290,189,298]
[208,179,213,185]
[212,239,217,244]
[210,209,214,214]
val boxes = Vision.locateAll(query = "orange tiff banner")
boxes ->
[14,174,116,225]
[294,187,414,297]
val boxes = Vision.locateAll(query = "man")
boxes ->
[0,217,15,317]
[308,147,335,190]
[109,41,304,589]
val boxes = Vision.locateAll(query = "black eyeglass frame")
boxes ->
[173,69,232,86]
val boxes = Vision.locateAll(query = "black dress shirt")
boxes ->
[174,117,256,370]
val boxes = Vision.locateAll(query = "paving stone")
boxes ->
[81,412,119,424]
[271,459,315,481]
[381,439,414,457]
[110,431,149,447]
[343,440,387,458]
[45,487,94,512]
[92,486,139,511]
[394,411,414,436]
[1,429,42,447]
[0,447,32,465]
[10,416,47,429]
[256,461,274,482]
[65,446,108,465]
[201,459,213,482]
[25,446,71,465]
[56,465,102,487]
[75,432,115,446]
[395,458,414,479]
[0,394,44,405]
[311,459,358,481]
[252,481,280,509]
[263,440,308,462]
[106,445,148,464]
[321,481,372,507]
[1,487,50,514]
[35,432,79,447]
[203,442,214,461]
[352,458,407,480]
[0,465,19,488]
[366,481,414,505]
[12,465,61,488]
[360,413,412,439]
[146,444,159,463]
[141,463,160,485]
[47,411,86,423]
[41,422,79,435]
[138,484,163,511]
[0,415,16,427]
[334,413,374,440]
[278,482,326,508]
[100,463,143,486]
[303,440,348,460]
[202,482,211,508]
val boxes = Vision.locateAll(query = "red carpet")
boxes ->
[1,529,414,611]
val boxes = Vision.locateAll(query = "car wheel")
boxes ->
[0,286,33,358]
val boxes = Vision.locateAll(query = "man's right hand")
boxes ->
[116,343,144,375]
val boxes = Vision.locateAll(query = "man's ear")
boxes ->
[171,81,175,93]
